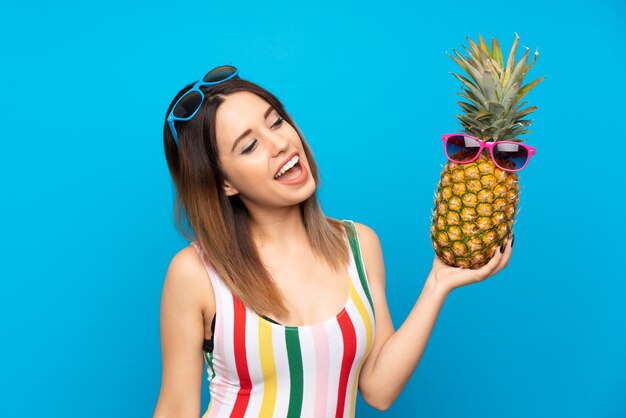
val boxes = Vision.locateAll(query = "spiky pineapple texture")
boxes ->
[430,34,542,269]
[430,155,519,269]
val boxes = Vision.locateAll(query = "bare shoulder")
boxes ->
[351,222,385,286]
[351,222,380,247]
[330,218,385,287]
[162,244,215,317]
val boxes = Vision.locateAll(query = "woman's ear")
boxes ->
[223,179,239,196]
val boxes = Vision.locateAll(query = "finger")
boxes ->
[497,234,514,269]
[468,244,503,282]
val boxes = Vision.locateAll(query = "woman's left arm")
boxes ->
[355,222,514,411]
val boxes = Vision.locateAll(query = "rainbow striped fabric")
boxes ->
[191,220,376,417]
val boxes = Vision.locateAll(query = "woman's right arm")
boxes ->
[153,246,214,418]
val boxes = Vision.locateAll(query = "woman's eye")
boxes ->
[272,116,284,128]
[242,139,257,154]
[240,117,283,155]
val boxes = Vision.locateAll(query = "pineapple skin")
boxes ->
[430,151,519,269]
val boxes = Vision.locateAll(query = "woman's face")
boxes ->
[215,91,316,210]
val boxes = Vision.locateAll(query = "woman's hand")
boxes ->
[428,234,514,295]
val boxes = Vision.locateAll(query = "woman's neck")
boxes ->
[248,206,308,251]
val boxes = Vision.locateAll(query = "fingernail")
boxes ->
[500,242,505,253]
[511,234,515,248]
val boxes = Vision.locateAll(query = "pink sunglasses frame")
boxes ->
[441,133,537,172]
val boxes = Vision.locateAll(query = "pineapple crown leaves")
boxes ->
[445,33,545,142]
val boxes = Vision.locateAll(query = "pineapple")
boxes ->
[430,33,543,269]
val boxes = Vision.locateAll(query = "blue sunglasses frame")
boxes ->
[167,65,239,146]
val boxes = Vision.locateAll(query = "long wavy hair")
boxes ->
[163,76,349,317]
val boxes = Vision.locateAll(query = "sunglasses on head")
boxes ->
[442,133,536,172]
[167,65,239,146]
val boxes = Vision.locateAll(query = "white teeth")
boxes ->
[274,155,299,178]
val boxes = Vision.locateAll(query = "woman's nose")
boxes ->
[267,131,289,153]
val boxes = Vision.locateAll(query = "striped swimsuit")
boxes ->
[191,220,376,418]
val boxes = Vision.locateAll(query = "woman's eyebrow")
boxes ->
[230,105,276,152]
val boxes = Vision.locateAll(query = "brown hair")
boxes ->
[163,76,349,317]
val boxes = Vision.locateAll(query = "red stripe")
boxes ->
[231,295,252,417]
[335,312,357,417]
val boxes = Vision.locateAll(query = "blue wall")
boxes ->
[1,0,624,417]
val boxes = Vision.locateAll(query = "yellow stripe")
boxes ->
[258,317,277,416]
[349,279,374,417]
[202,400,211,418]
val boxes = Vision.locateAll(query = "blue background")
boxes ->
[1,0,624,417]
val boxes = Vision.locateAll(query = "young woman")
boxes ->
[152,65,513,418]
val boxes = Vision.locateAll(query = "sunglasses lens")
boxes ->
[173,91,203,119]
[446,135,481,162]
[203,65,237,83]
[493,142,529,171]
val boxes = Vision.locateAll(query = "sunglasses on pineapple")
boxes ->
[442,133,536,172]
[167,65,240,146]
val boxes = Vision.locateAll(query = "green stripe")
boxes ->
[344,220,376,316]
[204,352,216,381]
[285,328,303,418]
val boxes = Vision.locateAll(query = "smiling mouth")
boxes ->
[274,154,301,179]
[274,160,303,181]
